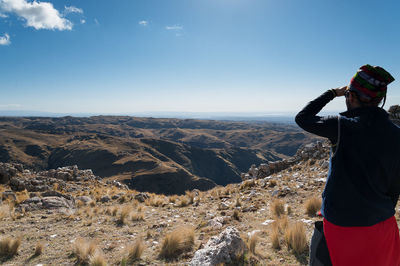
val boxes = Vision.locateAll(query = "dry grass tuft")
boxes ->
[131,212,144,222]
[119,194,127,203]
[305,196,322,217]
[271,227,281,250]
[89,251,107,266]
[235,197,242,207]
[232,209,240,221]
[117,206,131,225]
[136,205,144,212]
[168,195,178,204]
[15,189,29,204]
[125,239,144,263]
[73,238,98,264]
[248,233,258,254]
[185,191,194,204]
[146,196,165,207]
[178,196,189,207]
[0,205,10,220]
[52,182,60,191]
[240,179,256,190]
[0,236,21,257]
[287,205,292,215]
[271,199,285,218]
[34,242,44,256]
[111,206,118,216]
[268,180,277,187]
[76,200,85,208]
[159,227,195,259]
[284,222,307,254]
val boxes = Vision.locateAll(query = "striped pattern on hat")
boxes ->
[349,65,395,102]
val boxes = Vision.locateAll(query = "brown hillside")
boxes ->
[0,116,316,194]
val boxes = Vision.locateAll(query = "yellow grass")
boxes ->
[284,222,307,254]
[271,227,280,250]
[159,227,195,259]
[34,242,44,256]
[305,196,322,217]
[131,212,144,222]
[232,209,240,221]
[235,197,242,207]
[73,238,98,264]
[240,179,256,190]
[185,191,194,204]
[0,205,10,220]
[268,180,277,187]
[126,239,144,262]
[0,236,21,257]
[15,189,29,204]
[169,195,178,203]
[117,206,131,225]
[89,251,107,266]
[111,206,118,216]
[146,196,165,207]
[271,199,285,218]
[178,196,189,207]
[248,233,258,254]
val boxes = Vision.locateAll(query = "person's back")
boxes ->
[295,65,400,266]
[323,106,400,226]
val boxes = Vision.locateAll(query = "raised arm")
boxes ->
[295,87,346,144]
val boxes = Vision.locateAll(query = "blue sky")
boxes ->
[1,0,400,115]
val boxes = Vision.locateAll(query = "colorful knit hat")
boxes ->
[349,65,395,104]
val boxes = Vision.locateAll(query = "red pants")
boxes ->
[324,216,400,266]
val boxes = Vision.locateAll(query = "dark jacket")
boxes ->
[296,90,400,226]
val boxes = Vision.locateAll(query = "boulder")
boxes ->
[19,192,75,211]
[0,163,19,184]
[135,193,149,203]
[42,196,74,209]
[100,195,111,203]
[189,227,247,266]
[76,196,92,204]
[2,190,16,201]
[218,202,229,210]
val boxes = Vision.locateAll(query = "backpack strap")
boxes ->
[331,115,341,156]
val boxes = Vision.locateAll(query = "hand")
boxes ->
[333,86,348,97]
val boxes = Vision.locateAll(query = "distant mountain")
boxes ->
[0,116,316,194]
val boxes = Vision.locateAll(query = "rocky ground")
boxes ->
[0,138,399,265]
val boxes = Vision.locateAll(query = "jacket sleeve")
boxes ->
[295,90,339,144]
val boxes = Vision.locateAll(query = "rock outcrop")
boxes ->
[9,165,98,193]
[190,227,247,266]
[0,163,23,184]
[18,191,75,211]
[389,105,400,126]
[242,141,328,180]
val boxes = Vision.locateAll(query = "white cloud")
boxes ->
[0,0,73,30]
[0,33,10,45]
[138,20,148,26]
[0,12,7,18]
[64,5,83,15]
[80,19,85,24]
[165,25,183,31]
[94,18,99,25]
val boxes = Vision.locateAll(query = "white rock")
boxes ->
[261,219,275,226]
[189,227,247,266]
[247,230,261,238]
[301,218,313,225]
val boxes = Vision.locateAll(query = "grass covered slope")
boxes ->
[0,149,343,265]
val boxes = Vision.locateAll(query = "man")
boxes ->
[295,65,400,266]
